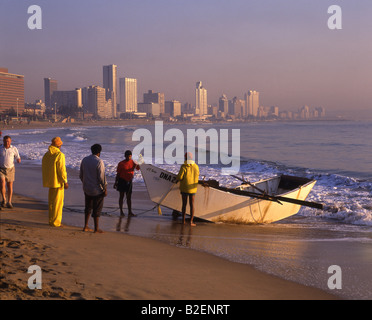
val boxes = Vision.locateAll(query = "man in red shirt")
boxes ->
[115,150,140,216]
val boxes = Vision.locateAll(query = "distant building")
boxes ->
[182,102,194,114]
[245,90,259,117]
[316,107,326,118]
[119,78,138,114]
[137,102,160,117]
[165,100,181,117]
[195,81,207,116]
[51,88,82,109]
[103,64,117,118]
[270,106,279,117]
[218,94,228,116]
[144,90,165,115]
[25,100,46,116]
[228,97,244,118]
[86,85,112,118]
[44,78,58,109]
[299,105,310,119]
[0,68,25,113]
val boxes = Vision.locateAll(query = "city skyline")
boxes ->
[1,1,372,119]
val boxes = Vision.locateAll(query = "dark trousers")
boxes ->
[84,193,105,218]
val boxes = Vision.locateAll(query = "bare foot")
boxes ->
[94,229,104,234]
[190,222,196,227]
[128,212,136,217]
[83,227,93,232]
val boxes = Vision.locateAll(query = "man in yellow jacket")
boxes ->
[42,137,68,227]
[177,152,199,226]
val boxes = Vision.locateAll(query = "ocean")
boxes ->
[8,120,372,299]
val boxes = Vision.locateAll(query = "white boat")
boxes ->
[140,163,321,224]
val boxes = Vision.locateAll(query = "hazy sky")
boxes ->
[1,0,372,117]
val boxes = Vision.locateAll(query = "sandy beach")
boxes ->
[0,193,339,301]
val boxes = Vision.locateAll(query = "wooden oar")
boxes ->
[230,175,323,210]
[231,174,267,194]
[242,190,323,209]
[230,174,283,205]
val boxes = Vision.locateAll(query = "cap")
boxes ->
[51,137,63,147]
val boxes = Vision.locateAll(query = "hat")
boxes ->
[51,137,63,147]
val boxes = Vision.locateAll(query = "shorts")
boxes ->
[181,192,196,196]
[84,193,105,218]
[0,166,15,182]
[117,178,133,194]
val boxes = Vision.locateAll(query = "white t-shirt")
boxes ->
[0,145,21,168]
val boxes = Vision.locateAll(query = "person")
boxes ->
[42,137,68,227]
[0,135,21,208]
[114,150,139,217]
[80,144,107,233]
[176,152,199,226]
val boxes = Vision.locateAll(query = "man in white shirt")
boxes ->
[0,136,21,208]
[79,144,107,233]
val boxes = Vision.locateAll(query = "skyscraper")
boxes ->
[44,78,58,109]
[0,68,24,113]
[195,81,207,116]
[245,90,259,117]
[119,78,138,113]
[103,64,117,118]
[218,94,228,116]
[87,85,113,119]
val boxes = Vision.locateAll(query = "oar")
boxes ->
[230,175,283,205]
[230,175,323,209]
[231,174,267,194]
[243,190,324,210]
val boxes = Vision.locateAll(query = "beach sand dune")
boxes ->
[0,195,338,300]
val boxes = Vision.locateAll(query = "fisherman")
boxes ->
[114,150,140,217]
[42,137,68,227]
[80,144,107,233]
[177,152,199,226]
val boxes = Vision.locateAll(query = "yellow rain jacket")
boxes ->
[42,145,68,188]
[177,160,199,194]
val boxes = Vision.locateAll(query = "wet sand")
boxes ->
[0,193,338,300]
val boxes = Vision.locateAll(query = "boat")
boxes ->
[140,163,322,224]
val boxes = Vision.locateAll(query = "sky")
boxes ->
[1,0,372,118]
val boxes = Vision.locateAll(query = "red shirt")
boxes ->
[117,159,139,182]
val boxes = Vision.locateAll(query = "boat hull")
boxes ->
[140,164,316,224]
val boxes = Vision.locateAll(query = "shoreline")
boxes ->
[0,193,339,300]
[0,117,356,133]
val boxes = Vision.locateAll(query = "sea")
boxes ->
[8,120,372,300]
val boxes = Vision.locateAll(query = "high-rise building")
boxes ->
[0,68,25,113]
[87,85,112,119]
[103,64,117,118]
[144,90,165,114]
[218,94,228,116]
[245,90,259,117]
[119,78,138,113]
[44,78,58,109]
[195,81,207,116]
